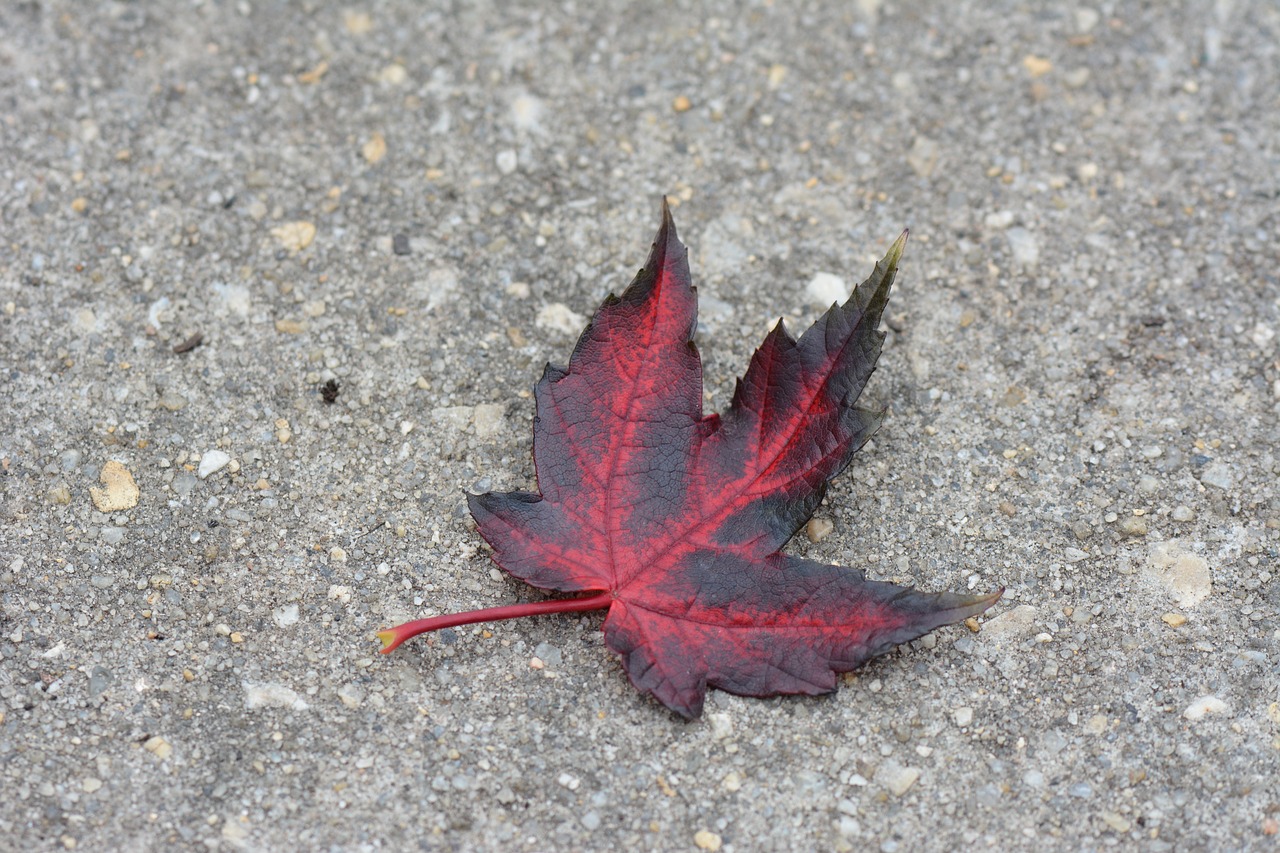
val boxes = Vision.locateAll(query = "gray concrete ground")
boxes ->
[2,1,1279,850]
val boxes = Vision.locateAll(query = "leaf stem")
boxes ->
[377,591,614,653]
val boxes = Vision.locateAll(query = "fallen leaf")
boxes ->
[271,221,316,252]
[379,201,1001,718]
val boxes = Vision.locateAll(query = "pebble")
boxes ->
[170,472,197,497]
[1068,782,1093,798]
[706,712,734,741]
[1161,612,1187,628]
[82,778,102,793]
[1145,541,1211,608]
[805,272,847,306]
[1064,547,1088,563]
[581,811,601,831]
[535,303,587,335]
[806,518,834,543]
[907,135,939,177]
[694,830,722,851]
[1006,227,1040,267]
[1137,475,1160,494]
[1183,695,1229,721]
[1199,462,1235,490]
[533,642,563,667]
[977,604,1038,646]
[272,604,300,628]
[983,210,1014,229]
[1171,505,1195,522]
[882,764,921,796]
[243,682,309,711]
[1101,811,1131,833]
[90,461,140,512]
[270,221,316,252]
[953,707,974,727]
[337,683,365,709]
[143,736,172,760]
[100,527,125,545]
[1118,516,1148,537]
[197,450,232,479]
[472,403,506,438]
[495,149,518,175]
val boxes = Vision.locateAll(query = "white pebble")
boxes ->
[197,450,232,479]
[805,272,847,306]
[1183,695,1229,721]
[495,149,518,175]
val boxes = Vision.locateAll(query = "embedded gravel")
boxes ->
[2,2,1278,851]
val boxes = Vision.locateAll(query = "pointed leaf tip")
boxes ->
[884,229,909,269]
[376,629,401,653]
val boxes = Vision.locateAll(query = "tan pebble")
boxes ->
[343,10,373,33]
[1118,516,1148,537]
[1161,612,1187,628]
[693,830,722,851]
[959,309,976,328]
[1101,811,1131,833]
[1022,55,1053,77]
[998,501,1017,517]
[379,63,408,85]
[274,319,307,334]
[229,632,244,644]
[529,657,545,670]
[71,197,88,214]
[270,221,316,252]
[49,485,72,505]
[143,736,172,760]
[275,418,293,443]
[806,517,834,543]
[964,617,981,632]
[361,132,387,164]
[672,95,692,112]
[90,461,140,512]
[297,60,329,85]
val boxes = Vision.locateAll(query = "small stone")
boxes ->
[158,391,188,411]
[884,765,921,797]
[805,272,847,306]
[143,736,172,760]
[198,450,232,479]
[1006,228,1040,267]
[1199,462,1235,490]
[1183,695,1229,721]
[1171,505,1195,522]
[694,830,722,851]
[1063,68,1091,89]
[807,518,834,543]
[273,604,299,628]
[495,149,518,175]
[243,682,309,711]
[1118,516,1148,537]
[953,707,974,727]
[1075,7,1100,33]
[90,461,140,512]
[1077,162,1099,182]
[275,418,293,444]
[536,303,587,335]
[472,403,506,438]
[533,642,563,667]
[100,527,125,545]
[393,234,410,255]
[907,135,939,177]
[329,547,347,563]
[270,221,316,252]
[1145,541,1211,608]
[672,95,693,113]
[361,132,387,164]
[274,318,306,334]
[1064,547,1088,563]
[722,771,742,792]
[82,777,102,793]
[337,684,365,709]
[706,712,734,741]
[581,811,601,831]
[1136,475,1160,494]
[1161,612,1187,628]
[1022,55,1053,77]
[984,210,1014,229]
[378,63,407,85]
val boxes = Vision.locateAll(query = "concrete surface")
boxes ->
[2,1,1278,850]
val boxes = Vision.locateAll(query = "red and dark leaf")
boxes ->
[380,201,1001,719]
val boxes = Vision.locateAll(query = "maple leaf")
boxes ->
[379,200,1002,719]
